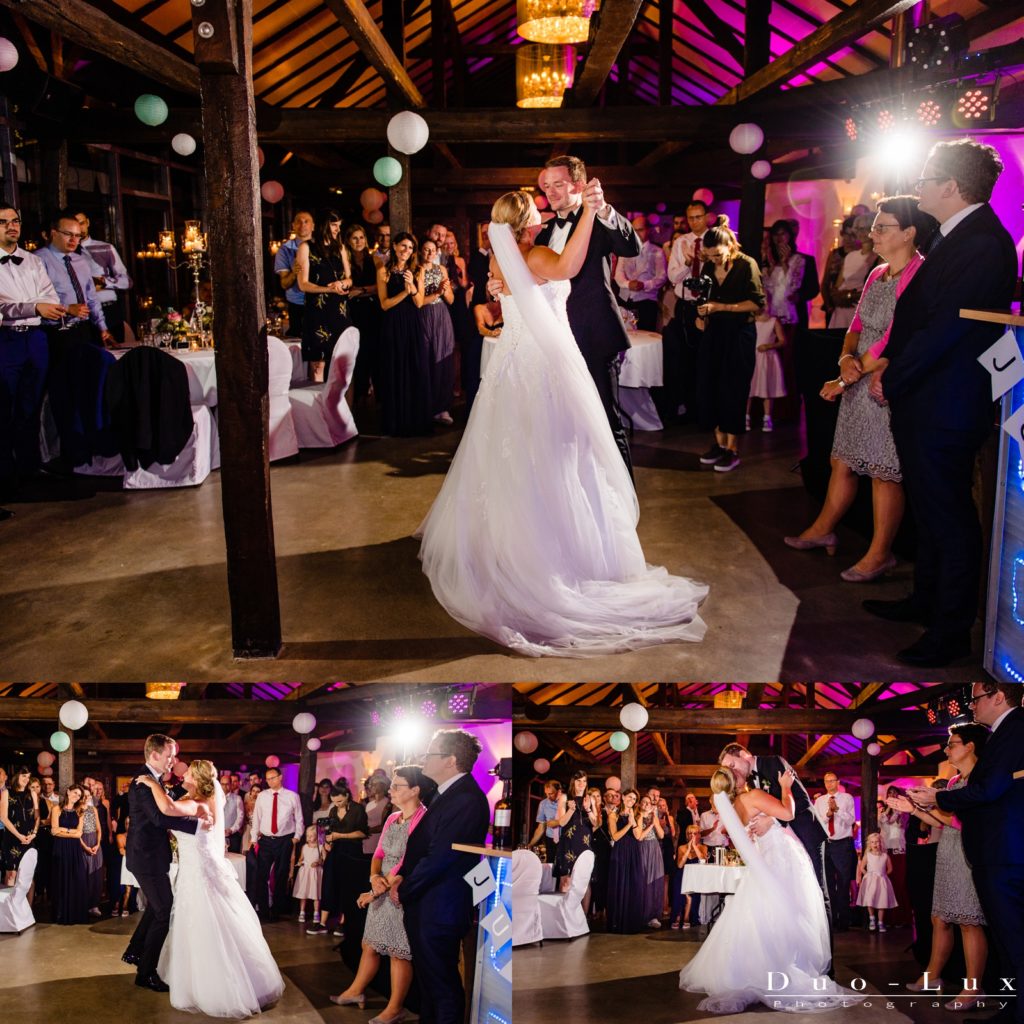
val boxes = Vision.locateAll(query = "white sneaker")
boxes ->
[869,918,876,931]
[878,923,887,933]
[648,918,662,929]
[298,912,306,923]
[762,415,773,432]
[434,411,453,425]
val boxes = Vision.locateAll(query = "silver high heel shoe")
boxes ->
[840,555,897,583]
[369,1012,410,1024]
[906,978,943,994]
[329,993,366,1008]
[784,532,837,556]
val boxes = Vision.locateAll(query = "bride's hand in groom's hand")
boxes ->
[581,178,604,211]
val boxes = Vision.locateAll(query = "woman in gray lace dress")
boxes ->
[415,239,456,424]
[786,196,937,582]
[330,765,437,1024]
[893,723,989,1012]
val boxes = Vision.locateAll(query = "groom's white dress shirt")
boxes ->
[813,791,856,840]
[251,786,304,840]
[546,204,621,256]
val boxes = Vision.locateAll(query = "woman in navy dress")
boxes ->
[50,782,88,925]
[606,789,648,933]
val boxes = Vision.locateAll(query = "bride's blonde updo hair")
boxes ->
[491,191,535,237]
[710,767,737,801]
[189,759,217,798]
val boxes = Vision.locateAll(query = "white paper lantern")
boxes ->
[619,702,649,732]
[852,717,875,740]
[533,757,551,774]
[609,730,630,752]
[292,712,317,735]
[265,755,280,768]
[0,38,19,72]
[605,775,621,791]
[172,133,197,156]
[729,123,764,155]
[59,700,89,731]
[37,751,55,767]
[514,731,539,754]
[867,742,882,757]
[751,159,772,180]
[387,111,430,155]
[307,737,322,751]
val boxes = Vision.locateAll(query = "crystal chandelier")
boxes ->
[517,0,592,44]
[517,44,576,108]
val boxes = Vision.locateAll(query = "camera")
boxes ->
[682,274,713,305]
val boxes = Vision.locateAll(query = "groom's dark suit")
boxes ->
[124,765,199,983]
[749,755,833,970]
[882,203,1018,654]
[399,773,490,1024]
[534,205,640,472]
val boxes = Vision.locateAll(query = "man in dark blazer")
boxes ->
[392,728,490,1024]
[866,139,1019,666]
[122,733,206,992]
[720,742,833,972]
[534,155,641,473]
[911,684,1024,1024]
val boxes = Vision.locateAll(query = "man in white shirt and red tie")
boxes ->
[251,766,304,922]
[814,771,857,931]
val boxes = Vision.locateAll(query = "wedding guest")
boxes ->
[670,824,707,929]
[648,786,675,914]
[867,140,1019,666]
[35,775,57,902]
[443,230,474,395]
[223,773,244,854]
[241,781,261,852]
[826,216,878,329]
[905,778,946,965]
[878,786,910,925]
[251,765,304,923]
[51,782,88,925]
[606,789,646,933]
[391,729,489,1024]
[245,771,263,794]
[467,222,491,308]
[373,224,393,268]
[814,772,857,931]
[746,311,786,432]
[310,778,333,844]
[274,210,314,338]
[677,792,700,832]
[589,786,619,918]
[307,783,368,936]
[695,216,765,473]
[112,815,139,916]
[911,683,1024,1024]
[92,779,117,908]
[74,211,132,346]
[791,220,820,329]
[415,238,456,425]
[553,770,599,892]
[528,779,561,862]
[377,232,431,437]
[363,776,392,858]
[614,214,667,330]
[346,223,383,401]
[898,724,989,1011]
[330,765,436,1020]
[81,791,104,916]
[856,832,896,931]
[1,765,37,885]
[291,824,324,924]
[761,219,805,348]
[636,794,665,927]
[700,803,730,849]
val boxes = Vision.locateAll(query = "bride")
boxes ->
[135,762,285,1018]
[679,767,855,1014]
[417,186,708,656]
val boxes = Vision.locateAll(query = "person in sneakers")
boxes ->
[693,215,765,474]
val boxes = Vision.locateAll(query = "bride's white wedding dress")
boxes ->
[416,221,708,656]
[679,796,854,1015]
[159,783,284,1018]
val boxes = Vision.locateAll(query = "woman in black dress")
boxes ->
[553,770,600,891]
[415,238,456,424]
[50,782,88,925]
[1,766,38,885]
[693,215,766,474]
[376,232,431,436]
[606,789,648,933]
[296,209,353,383]
[346,223,382,401]
[307,784,369,937]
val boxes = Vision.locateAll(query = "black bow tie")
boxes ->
[0,253,24,266]
[553,210,580,230]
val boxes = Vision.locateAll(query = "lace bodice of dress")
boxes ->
[497,278,571,348]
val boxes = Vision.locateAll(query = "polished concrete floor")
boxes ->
[0,411,986,681]
[0,910,378,1023]
[513,924,1003,1023]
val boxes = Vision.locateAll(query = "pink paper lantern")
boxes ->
[257,147,265,169]
[360,188,385,211]
[172,760,187,778]
[37,751,55,767]
[655,202,667,213]
[265,755,280,768]
[647,213,661,226]
[261,180,285,204]
[693,187,714,206]
[39,766,53,777]
[534,194,548,211]
[533,757,551,774]
[364,208,384,225]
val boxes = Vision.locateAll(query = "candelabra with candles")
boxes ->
[155,221,212,347]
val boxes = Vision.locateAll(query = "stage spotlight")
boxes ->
[873,125,924,187]
[844,116,858,142]
[370,708,381,726]
[915,98,943,127]
[391,717,427,758]
[953,84,997,127]
[927,706,938,725]
[420,698,438,719]
[876,108,896,133]
[446,685,476,718]
[905,14,967,76]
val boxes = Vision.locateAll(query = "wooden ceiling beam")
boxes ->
[686,0,743,68]
[0,698,299,725]
[629,683,675,765]
[565,0,648,107]
[0,0,200,95]
[716,0,921,104]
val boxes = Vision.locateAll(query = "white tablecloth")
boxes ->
[680,863,745,894]
[226,852,247,889]
[620,330,663,388]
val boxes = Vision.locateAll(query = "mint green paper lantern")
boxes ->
[609,730,630,752]
[50,730,71,753]
[135,93,169,127]
[373,156,402,187]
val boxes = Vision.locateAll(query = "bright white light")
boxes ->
[389,718,427,757]
[874,127,925,183]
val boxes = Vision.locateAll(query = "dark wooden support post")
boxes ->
[40,137,68,210]
[298,734,316,822]
[743,0,771,75]
[658,0,673,105]
[192,0,282,658]
[861,743,878,839]
[0,97,19,208]
[388,146,412,235]
[738,0,770,258]
[431,0,447,108]
[621,730,637,791]
[57,729,74,791]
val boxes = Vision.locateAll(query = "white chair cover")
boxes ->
[288,326,360,448]
[267,335,299,462]
[123,403,220,489]
[538,849,594,940]
[0,848,37,932]
[512,849,544,947]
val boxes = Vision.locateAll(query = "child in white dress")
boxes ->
[292,825,324,923]
[746,312,786,431]
[856,832,897,931]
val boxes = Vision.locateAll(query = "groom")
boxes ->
[122,733,208,992]
[719,742,834,972]
[535,156,641,474]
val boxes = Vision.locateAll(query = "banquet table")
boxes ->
[617,330,663,431]
[113,347,218,407]
[680,863,746,927]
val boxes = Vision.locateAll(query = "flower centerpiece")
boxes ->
[157,307,188,338]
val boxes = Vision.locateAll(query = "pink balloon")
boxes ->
[172,760,187,778]
[693,187,714,205]
[265,754,280,768]
[360,188,386,211]
[261,180,284,204]
[257,147,265,169]
[39,766,53,777]
[534,194,548,211]
[364,208,384,225]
